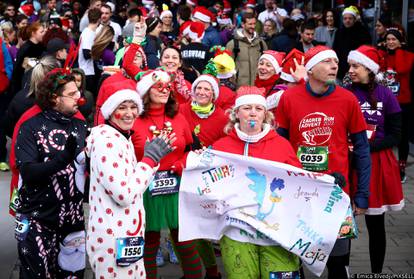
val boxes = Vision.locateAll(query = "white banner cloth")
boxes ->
[179,150,351,276]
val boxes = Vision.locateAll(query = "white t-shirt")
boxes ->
[96,21,122,43]
[258,8,288,32]
[78,27,96,76]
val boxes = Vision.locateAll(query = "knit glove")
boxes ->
[330,172,346,189]
[143,137,173,164]
[132,21,147,44]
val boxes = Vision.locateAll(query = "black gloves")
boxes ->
[330,172,346,189]
[143,137,173,164]
[59,134,78,164]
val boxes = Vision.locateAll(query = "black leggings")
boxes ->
[365,213,386,273]
[398,104,412,163]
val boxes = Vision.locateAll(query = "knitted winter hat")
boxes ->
[146,17,161,34]
[305,46,338,71]
[184,21,205,42]
[192,74,220,100]
[259,51,285,74]
[385,27,405,44]
[101,89,143,119]
[348,45,383,74]
[136,70,171,98]
[235,86,266,109]
[342,6,359,17]
[192,7,213,23]
[280,49,305,83]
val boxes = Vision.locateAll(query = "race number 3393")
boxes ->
[149,170,180,196]
[116,236,144,266]
[297,146,328,171]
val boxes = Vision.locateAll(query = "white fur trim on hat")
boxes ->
[101,89,143,119]
[187,29,204,42]
[136,71,171,98]
[305,50,338,71]
[193,11,211,23]
[235,94,267,109]
[192,75,220,100]
[260,54,282,74]
[106,2,115,12]
[160,10,173,20]
[342,9,356,17]
[187,0,196,6]
[280,72,295,83]
[348,50,379,74]
[217,72,235,79]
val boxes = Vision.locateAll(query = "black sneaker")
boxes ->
[401,170,407,184]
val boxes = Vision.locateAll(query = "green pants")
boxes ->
[220,236,300,279]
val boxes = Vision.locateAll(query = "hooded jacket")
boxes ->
[226,29,267,87]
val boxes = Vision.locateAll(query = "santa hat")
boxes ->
[136,70,171,98]
[179,20,192,36]
[19,4,35,17]
[187,0,198,6]
[348,45,383,74]
[259,51,285,74]
[305,46,338,71]
[185,21,205,42]
[342,6,359,17]
[213,53,236,79]
[245,0,256,9]
[101,89,143,119]
[106,2,116,13]
[160,10,173,20]
[235,86,266,109]
[280,49,305,83]
[223,0,231,13]
[192,7,213,23]
[192,74,220,100]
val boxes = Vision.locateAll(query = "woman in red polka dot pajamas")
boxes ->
[85,87,175,278]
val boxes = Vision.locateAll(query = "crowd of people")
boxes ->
[0,0,413,278]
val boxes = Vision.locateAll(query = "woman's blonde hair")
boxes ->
[224,106,275,134]
[28,55,61,97]
[91,25,114,60]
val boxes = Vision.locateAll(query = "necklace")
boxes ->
[148,115,173,136]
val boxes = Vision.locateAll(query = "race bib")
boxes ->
[15,213,30,241]
[149,170,180,196]
[297,146,328,171]
[9,188,20,213]
[116,236,144,266]
[269,271,300,279]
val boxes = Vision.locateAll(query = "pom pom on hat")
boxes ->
[235,86,266,109]
[184,21,205,42]
[342,5,359,17]
[101,89,143,119]
[305,45,338,71]
[280,49,305,83]
[348,45,384,74]
[259,51,285,74]
[136,70,171,98]
[192,7,214,23]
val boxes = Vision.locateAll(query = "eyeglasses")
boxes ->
[153,82,173,92]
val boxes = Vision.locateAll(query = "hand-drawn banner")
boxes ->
[178,150,355,276]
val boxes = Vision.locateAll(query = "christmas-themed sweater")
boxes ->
[14,109,87,231]
[131,106,193,171]
[85,124,156,276]
[179,103,228,147]
[212,127,301,168]
[276,83,367,194]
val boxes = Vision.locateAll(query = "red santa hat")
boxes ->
[223,0,232,13]
[280,49,305,83]
[259,51,285,74]
[185,21,205,42]
[192,7,213,23]
[235,86,266,109]
[305,46,338,71]
[136,70,171,98]
[179,20,192,36]
[19,4,35,17]
[245,0,256,9]
[347,45,383,74]
[101,89,143,119]
[192,74,220,100]
[187,0,198,6]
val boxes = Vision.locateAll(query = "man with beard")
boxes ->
[14,69,87,278]
[276,45,371,279]
[226,13,267,87]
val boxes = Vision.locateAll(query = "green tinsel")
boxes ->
[202,59,218,77]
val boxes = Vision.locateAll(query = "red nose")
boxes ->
[77,97,86,106]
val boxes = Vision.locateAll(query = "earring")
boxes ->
[308,70,313,75]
